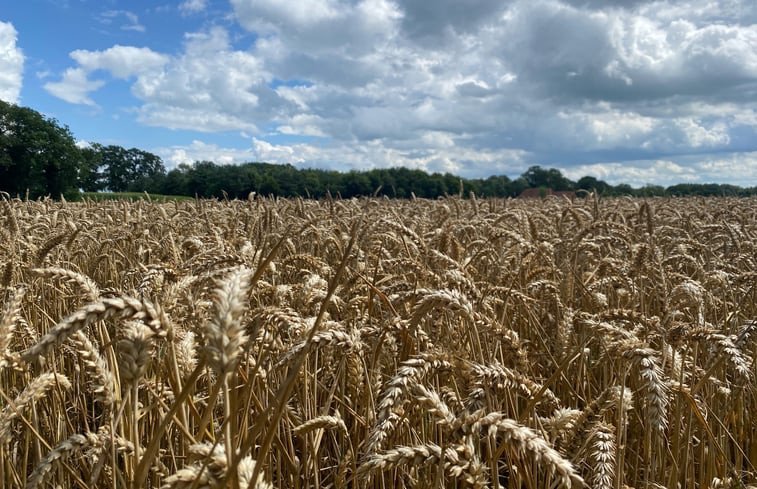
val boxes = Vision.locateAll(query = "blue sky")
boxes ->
[2,0,757,186]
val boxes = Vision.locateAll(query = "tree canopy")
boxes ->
[93,144,166,192]
[149,161,757,199]
[0,101,166,198]
[0,100,81,199]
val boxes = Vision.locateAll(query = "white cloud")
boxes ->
[179,0,208,15]
[70,46,169,79]
[43,0,757,184]
[47,27,271,126]
[231,0,402,55]
[276,114,327,137]
[493,0,757,104]
[97,10,145,33]
[45,46,168,106]
[561,152,757,187]
[137,105,259,132]
[43,68,104,106]
[561,160,698,187]
[159,140,256,167]
[232,0,342,33]
[156,136,528,179]
[131,27,271,131]
[694,152,757,184]
[0,21,24,104]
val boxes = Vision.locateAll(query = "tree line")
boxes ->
[2,99,756,200]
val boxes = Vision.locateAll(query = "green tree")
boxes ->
[637,184,666,197]
[343,171,372,197]
[78,146,105,191]
[97,144,165,192]
[0,100,81,199]
[259,172,281,196]
[576,175,611,194]
[160,166,190,196]
[612,183,634,196]
[522,166,575,191]
[186,161,221,197]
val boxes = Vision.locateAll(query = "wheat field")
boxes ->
[0,194,755,489]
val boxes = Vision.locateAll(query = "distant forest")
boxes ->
[2,99,756,200]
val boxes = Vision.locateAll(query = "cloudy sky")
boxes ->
[2,0,757,186]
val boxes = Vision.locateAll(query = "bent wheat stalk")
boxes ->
[21,295,169,364]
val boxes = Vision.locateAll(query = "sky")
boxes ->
[1,0,757,187]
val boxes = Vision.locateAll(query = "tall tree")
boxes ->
[522,166,575,191]
[97,144,166,192]
[576,175,610,194]
[78,145,105,191]
[0,100,81,199]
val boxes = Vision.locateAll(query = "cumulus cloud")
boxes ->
[495,1,757,104]
[399,0,507,46]
[231,0,402,55]
[179,0,208,15]
[45,0,757,183]
[44,68,104,105]
[44,46,167,104]
[137,105,259,132]
[131,27,273,131]
[159,140,256,167]
[46,28,271,132]
[561,152,757,187]
[0,21,24,103]
[70,46,169,79]
[562,159,698,187]
[156,135,528,178]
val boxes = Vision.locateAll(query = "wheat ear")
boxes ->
[589,422,616,489]
[0,287,24,371]
[621,344,669,432]
[161,442,271,489]
[0,373,72,445]
[293,414,347,436]
[26,431,101,489]
[466,412,584,489]
[32,266,100,301]
[358,443,443,477]
[69,330,115,409]
[204,266,253,376]
[21,295,168,364]
[366,353,453,454]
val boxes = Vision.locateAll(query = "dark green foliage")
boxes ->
[148,160,757,200]
[576,175,611,194]
[522,165,575,191]
[78,146,104,192]
[95,143,166,192]
[0,100,81,199]
[666,183,748,197]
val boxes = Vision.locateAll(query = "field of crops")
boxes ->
[0,195,755,488]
